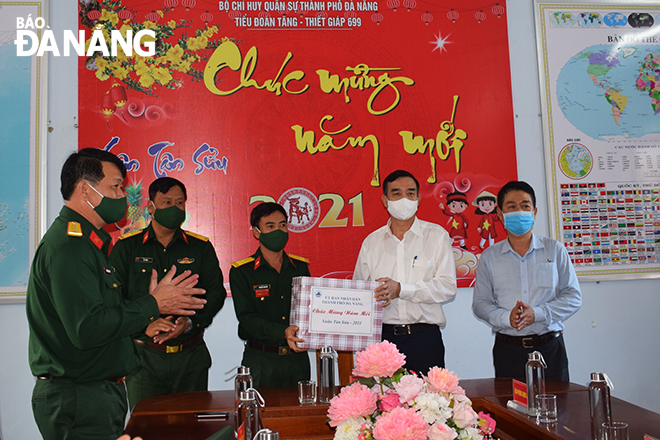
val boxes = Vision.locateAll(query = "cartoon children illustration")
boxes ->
[439,191,469,250]
[473,190,499,250]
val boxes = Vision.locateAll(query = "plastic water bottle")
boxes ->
[318,346,338,403]
[235,366,253,402]
[526,351,546,417]
[589,372,613,440]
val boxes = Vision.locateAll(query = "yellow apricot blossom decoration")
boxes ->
[139,74,155,88]
[82,0,233,95]
[187,36,208,50]
[99,9,119,26]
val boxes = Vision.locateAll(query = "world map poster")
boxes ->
[78,0,518,288]
[535,2,660,280]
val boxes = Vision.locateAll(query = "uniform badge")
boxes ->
[135,257,153,263]
[177,257,195,264]
[103,267,112,274]
[253,284,270,298]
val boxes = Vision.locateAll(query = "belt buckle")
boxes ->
[278,346,290,355]
[166,345,181,354]
[393,325,411,336]
[522,337,535,349]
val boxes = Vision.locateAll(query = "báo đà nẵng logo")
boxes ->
[14,15,156,57]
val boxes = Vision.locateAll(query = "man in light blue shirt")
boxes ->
[472,181,581,381]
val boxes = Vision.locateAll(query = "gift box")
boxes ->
[290,276,383,351]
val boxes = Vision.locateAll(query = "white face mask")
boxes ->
[387,197,418,221]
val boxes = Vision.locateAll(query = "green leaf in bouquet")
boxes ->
[355,377,377,388]
[391,368,406,383]
[380,376,394,388]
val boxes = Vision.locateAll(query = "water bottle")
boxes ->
[235,366,253,402]
[235,389,263,440]
[318,346,338,403]
[526,351,546,417]
[254,428,279,440]
[589,372,613,440]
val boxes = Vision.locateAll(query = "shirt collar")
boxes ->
[142,223,187,246]
[501,233,544,257]
[386,216,422,239]
[252,248,295,270]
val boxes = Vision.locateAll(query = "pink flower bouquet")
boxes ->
[327,341,496,440]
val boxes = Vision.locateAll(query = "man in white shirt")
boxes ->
[353,170,457,374]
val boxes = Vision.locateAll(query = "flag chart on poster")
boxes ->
[535,1,660,281]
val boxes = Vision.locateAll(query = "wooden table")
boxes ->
[125,387,334,440]
[125,379,660,440]
[478,393,660,440]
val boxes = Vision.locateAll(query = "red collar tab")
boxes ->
[142,230,149,244]
[181,230,189,244]
[89,230,104,250]
[254,256,261,270]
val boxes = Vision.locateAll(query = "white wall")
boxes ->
[1,1,658,439]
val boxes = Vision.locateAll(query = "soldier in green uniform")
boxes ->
[110,177,227,408]
[230,202,311,388]
[26,148,206,440]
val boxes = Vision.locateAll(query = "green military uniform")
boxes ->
[110,223,226,408]
[26,207,160,440]
[230,248,311,389]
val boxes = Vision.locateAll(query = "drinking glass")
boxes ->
[535,394,557,423]
[602,422,629,440]
[298,380,316,405]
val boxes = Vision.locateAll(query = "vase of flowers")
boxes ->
[327,341,497,440]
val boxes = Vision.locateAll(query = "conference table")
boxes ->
[125,379,660,440]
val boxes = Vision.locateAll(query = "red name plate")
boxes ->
[512,379,527,406]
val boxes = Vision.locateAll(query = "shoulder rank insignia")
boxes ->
[232,256,255,268]
[66,222,82,237]
[67,221,83,237]
[118,229,142,240]
[288,254,310,264]
[185,230,209,242]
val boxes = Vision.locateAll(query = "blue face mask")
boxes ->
[503,210,535,236]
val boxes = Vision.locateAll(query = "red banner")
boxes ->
[78,0,517,287]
